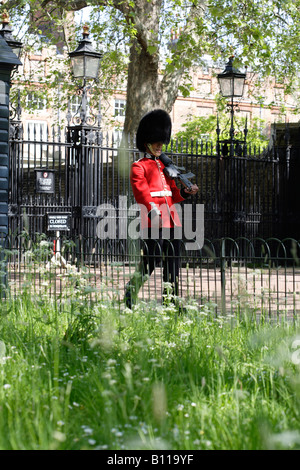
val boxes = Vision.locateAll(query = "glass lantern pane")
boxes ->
[11,46,21,58]
[71,56,85,78]
[11,47,18,58]
[233,77,245,97]
[218,77,233,97]
[85,56,100,79]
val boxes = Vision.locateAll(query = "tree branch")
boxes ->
[39,0,134,13]
[158,2,205,108]
[40,0,88,9]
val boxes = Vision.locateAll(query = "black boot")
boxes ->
[124,287,133,309]
[124,272,144,309]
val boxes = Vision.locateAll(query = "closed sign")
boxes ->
[47,213,71,231]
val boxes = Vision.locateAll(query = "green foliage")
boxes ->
[0,233,299,449]
[173,113,269,150]
[204,0,300,85]
[0,292,299,449]
[4,0,300,127]
[2,1,129,126]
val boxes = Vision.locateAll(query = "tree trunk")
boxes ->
[123,40,161,138]
[17,0,201,137]
[122,0,201,137]
[123,42,184,139]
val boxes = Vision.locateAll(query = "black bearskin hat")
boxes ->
[136,109,172,152]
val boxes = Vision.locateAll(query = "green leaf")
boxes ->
[147,45,157,55]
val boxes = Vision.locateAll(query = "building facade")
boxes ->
[11,40,300,142]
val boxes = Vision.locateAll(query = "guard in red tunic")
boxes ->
[124,109,198,309]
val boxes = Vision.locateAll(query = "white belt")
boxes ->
[150,190,172,197]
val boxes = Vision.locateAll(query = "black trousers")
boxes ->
[126,228,182,301]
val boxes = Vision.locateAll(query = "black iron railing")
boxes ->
[8,119,300,243]
[1,233,299,317]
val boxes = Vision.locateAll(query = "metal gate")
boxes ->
[9,118,138,241]
[8,118,300,243]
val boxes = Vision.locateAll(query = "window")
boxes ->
[197,79,212,97]
[271,112,283,123]
[24,120,48,166]
[69,95,90,117]
[70,95,81,115]
[25,120,48,141]
[240,83,250,102]
[239,110,251,120]
[197,106,213,117]
[114,99,126,118]
[274,86,285,105]
[113,129,123,146]
[26,92,47,111]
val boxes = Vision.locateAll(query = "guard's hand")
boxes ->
[184,184,199,195]
[151,213,163,228]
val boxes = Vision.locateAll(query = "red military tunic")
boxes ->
[130,154,185,229]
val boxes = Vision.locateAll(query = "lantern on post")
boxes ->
[217,56,247,157]
[0,10,23,60]
[68,25,102,126]
[67,25,103,239]
[217,56,246,99]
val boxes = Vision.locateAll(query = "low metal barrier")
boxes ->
[1,233,299,318]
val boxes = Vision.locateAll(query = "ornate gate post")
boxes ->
[66,25,103,236]
[0,36,21,294]
[66,112,102,240]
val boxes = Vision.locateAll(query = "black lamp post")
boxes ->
[0,11,23,60]
[68,25,102,126]
[217,56,247,156]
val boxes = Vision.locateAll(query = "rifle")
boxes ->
[159,153,195,190]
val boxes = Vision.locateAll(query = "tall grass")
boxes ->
[0,288,299,450]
